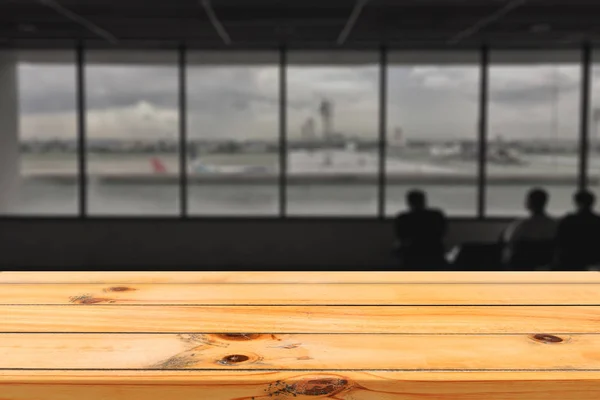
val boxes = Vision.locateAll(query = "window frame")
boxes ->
[0,44,593,220]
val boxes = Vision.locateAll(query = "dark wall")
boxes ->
[0,219,509,269]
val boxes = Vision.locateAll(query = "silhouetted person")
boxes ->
[502,188,557,269]
[555,190,600,270]
[394,190,447,270]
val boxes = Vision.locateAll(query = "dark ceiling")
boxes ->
[1,0,600,49]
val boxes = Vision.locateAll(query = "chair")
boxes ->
[448,242,503,271]
[505,240,555,271]
[392,241,448,271]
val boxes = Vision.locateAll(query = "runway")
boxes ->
[7,150,593,216]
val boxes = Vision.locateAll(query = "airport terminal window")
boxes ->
[588,50,600,200]
[286,51,379,216]
[487,51,580,217]
[3,46,594,219]
[1,50,78,215]
[85,50,179,215]
[385,52,480,217]
[186,52,279,215]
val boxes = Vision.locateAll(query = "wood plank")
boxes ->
[2,305,599,333]
[2,333,598,370]
[3,283,600,305]
[2,271,599,284]
[1,371,600,400]
[3,272,600,400]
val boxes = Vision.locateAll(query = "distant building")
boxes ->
[301,117,316,139]
[319,99,333,138]
[393,126,405,147]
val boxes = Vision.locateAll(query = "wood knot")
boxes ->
[69,295,114,304]
[531,334,564,344]
[104,286,136,292]
[215,333,262,341]
[217,354,251,366]
[292,377,350,397]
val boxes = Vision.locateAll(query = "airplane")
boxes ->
[488,146,527,165]
[429,142,527,165]
[429,143,465,159]
[189,158,217,174]
[150,157,168,173]
[188,156,273,175]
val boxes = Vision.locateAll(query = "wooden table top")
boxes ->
[1,271,600,400]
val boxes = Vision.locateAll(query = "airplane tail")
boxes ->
[150,157,167,174]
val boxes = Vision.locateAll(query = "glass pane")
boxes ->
[386,51,479,216]
[588,50,600,201]
[287,51,379,216]
[1,50,78,215]
[187,51,279,215]
[85,50,179,215]
[487,51,580,216]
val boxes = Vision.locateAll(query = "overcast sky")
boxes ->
[15,57,592,141]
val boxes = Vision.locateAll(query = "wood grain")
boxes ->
[1,333,598,370]
[2,271,599,284]
[2,371,600,400]
[3,283,600,305]
[2,305,599,333]
[4,272,600,399]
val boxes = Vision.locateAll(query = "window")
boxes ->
[286,51,379,216]
[1,50,78,215]
[3,46,592,219]
[386,51,480,216]
[588,49,600,201]
[487,51,580,217]
[85,51,179,215]
[187,52,279,215]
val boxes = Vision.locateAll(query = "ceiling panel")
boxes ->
[0,0,598,48]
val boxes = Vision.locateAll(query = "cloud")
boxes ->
[187,66,279,139]
[18,64,76,114]
[287,65,379,137]
[388,66,479,139]
[87,101,178,139]
[86,65,178,111]
[409,66,479,93]
[187,67,278,116]
[19,110,78,139]
[15,58,588,140]
[489,66,580,105]
[487,65,581,139]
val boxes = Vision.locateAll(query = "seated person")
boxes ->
[394,190,448,270]
[501,188,557,269]
[555,190,600,270]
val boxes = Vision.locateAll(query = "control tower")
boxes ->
[594,108,600,141]
[319,99,333,139]
[394,126,404,147]
[301,117,316,139]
